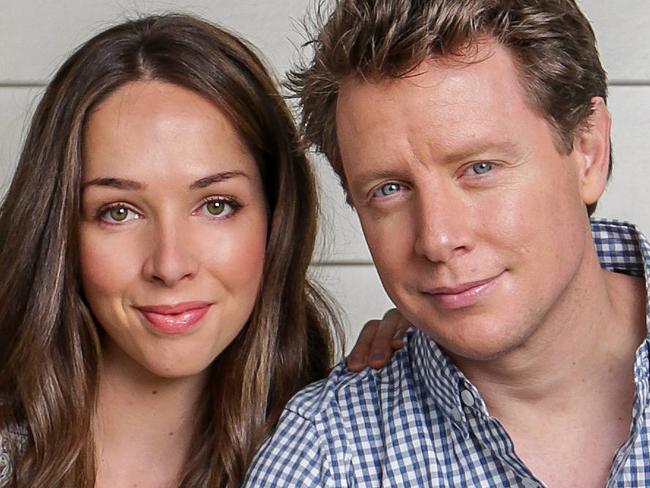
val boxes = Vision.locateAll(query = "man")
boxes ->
[245,1,649,486]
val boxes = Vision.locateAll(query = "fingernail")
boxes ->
[348,354,361,365]
[393,329,405,341]
[371,352,385,362]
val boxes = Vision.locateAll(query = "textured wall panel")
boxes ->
[0,88,43,191]
[310,264,394,353]
[596,87,650,229]
[1,2,647,82]
[581,0,650,82]
[0,0,311,83]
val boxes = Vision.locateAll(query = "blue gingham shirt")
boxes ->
[245,219,650,487]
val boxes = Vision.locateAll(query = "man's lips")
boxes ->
[136,301,212,334]
[422,273,504,309]
[424,276,500,296]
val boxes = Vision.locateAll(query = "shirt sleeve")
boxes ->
[244,408,334,487]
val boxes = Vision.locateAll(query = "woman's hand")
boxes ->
[346,308,410,371]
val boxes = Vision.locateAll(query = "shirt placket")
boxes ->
[460,383,547,488]
[607,340,650,486]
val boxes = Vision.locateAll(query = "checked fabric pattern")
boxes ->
[245,219,650,487]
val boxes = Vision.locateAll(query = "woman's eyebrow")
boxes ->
[82,177,145,190]
[189,171,249,189]
[81,171,250,192]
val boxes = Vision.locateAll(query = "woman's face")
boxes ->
[79,80,268,380]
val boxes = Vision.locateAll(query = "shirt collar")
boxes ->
[410,218,650,426]
[592,219,650,385]
[410,329,471,428]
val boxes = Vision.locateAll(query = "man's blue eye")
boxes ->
[471,162,493,175]
[374,182,401,197]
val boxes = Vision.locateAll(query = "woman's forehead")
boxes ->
[83,80,260,184]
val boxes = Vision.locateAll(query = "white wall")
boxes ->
[1,1,648,350]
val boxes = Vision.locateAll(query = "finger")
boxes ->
[346,319,380,371]
[367,309,403,369]
[390,314,410,349]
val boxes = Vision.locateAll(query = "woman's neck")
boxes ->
[93,345,208,488]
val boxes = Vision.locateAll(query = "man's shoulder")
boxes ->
[244,328,462,486]
[245,338,420,486]
[283,337,414,424]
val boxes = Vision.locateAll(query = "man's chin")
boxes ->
[417,320,533,364]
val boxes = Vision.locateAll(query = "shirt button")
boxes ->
[460,389,475,407]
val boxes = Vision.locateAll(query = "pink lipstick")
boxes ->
[137,302,211,334]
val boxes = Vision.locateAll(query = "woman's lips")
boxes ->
[136,302,211,334]
[423,273,503,310]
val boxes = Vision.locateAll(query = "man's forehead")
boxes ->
[337,45,527,117]
[334,43,564,189]
[337,38,512,95]
[336,46,532,141]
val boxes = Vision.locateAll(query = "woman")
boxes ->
[0,13,401,487]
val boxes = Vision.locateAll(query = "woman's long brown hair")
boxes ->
[0,14,341,487]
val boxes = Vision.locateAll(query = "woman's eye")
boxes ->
[201,199,236,218]
[372,182,402,198]
[468,162,494,175]
[100,205,140,224]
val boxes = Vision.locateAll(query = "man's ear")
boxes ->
[573,96,611,206]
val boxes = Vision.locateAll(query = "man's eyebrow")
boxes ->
[439,140,522,164]
[82,177,145,191]
[189,171,249,189]
[350,168,408,188]
[349,141,522,188]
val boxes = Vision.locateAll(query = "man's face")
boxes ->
[336,43,606,362]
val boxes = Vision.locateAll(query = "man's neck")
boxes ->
[453,267,645,414]
[449,256,647,486]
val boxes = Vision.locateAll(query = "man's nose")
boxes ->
[143,218,198,287]
[413,185,473,263]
